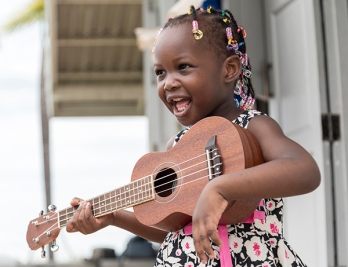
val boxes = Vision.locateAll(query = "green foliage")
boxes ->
[2,0,44,32]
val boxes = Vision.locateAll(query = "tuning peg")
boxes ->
[48,204,57,212]
[51,239,59,252]
[41,247,46,258]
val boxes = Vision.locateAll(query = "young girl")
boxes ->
[66,6,320,267]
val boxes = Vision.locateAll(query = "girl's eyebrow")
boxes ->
[173,55,190,62]
[153,55,192,68]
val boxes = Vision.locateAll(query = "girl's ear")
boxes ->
[223,55,241,83]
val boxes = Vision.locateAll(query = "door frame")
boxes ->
[319,0,348,266]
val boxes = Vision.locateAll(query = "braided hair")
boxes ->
[155,6,255,110]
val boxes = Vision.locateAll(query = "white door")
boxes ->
[264,0,327,266]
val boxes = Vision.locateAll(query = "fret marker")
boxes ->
[126,187,129,191]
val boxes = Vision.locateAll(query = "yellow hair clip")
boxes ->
[192,20,203,40]
[193,30,203,40]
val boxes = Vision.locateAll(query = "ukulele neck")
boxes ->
[58,175,155,228]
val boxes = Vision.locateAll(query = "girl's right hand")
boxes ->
[66,197,114,235]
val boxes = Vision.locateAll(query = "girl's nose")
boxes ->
[164,75,180,91]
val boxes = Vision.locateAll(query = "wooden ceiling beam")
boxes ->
[57,0,142,5]
[54,84,143,101]
[58,38,136,47]
[59,71,143,81]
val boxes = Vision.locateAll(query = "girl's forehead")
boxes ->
[155,24,206,56]
[159,24,191,41]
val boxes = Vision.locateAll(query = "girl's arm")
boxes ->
[66,197,168,243]
[218,115,321,199]
[192,115,321,263]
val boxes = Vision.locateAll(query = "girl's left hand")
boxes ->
[191,182,228,264]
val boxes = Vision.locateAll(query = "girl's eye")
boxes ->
[179,64,190,70]
[155,69,165,76]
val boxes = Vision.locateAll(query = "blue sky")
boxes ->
[0,0,149,264]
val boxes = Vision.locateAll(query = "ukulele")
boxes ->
[26,116,264,255]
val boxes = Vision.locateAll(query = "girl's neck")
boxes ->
[208,104,244,123]
[224,109,245,122]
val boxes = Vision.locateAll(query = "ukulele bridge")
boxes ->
[205,135,222,180]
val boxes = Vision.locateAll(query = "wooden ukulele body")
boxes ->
[132,116,263,232]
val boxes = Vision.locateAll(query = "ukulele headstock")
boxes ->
[26,210,60,251]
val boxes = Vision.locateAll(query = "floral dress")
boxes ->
[154,110,307,267]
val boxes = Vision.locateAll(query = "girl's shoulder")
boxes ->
[233,110,267,129]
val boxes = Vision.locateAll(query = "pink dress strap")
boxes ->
[184,223,233,267]
[183,199,265,267]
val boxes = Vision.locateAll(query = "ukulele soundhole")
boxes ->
[154,168,177,197]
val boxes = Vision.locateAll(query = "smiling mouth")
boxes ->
[172,98,191,114]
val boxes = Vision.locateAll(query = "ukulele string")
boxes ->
[91,160,212,216]
[34,221,59,240]
[90,148,220,213]
[56,150,213,219]
[61,155,221,220]
[59,161,208,220]
[35,161,220,235]
[46,148,220,228]
[79,154,212,215]
[81,151,213,209]
[34,149,221,235]
[36,170,214,236]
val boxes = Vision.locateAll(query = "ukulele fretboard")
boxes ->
[58,175,155,228]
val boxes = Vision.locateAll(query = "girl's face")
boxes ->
[154,23,239,126]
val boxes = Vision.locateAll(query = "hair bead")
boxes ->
[192,20,199,31]
[192,20,203,40]
[223,18,230,24]
[226,27,233,50]
[226,27,237,51]
[237,26,247,38]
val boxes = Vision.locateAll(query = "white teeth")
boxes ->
[178,107,186,112]
[172,98,183,102]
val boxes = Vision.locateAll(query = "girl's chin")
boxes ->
[175,116,201,127]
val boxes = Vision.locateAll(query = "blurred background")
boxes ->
[1,0,348,267]
[0,0,150,266]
